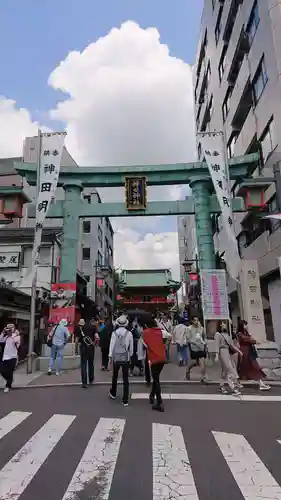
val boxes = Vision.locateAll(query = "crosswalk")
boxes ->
[0,410,281,499]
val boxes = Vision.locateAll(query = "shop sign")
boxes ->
[200,269,229,320]
[0,252,20,268]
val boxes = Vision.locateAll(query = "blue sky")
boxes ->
[0,0,203,122]
[0,1,204,268]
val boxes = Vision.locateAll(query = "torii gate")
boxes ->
[15,153,259,283]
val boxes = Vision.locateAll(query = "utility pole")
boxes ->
[27,130,41,374]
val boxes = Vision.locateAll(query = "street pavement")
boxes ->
[1,385,281,499]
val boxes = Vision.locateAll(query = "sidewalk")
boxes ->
[2,346,281,388]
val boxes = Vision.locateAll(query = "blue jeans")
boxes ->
[49,345,64,373]
[177,344,188,364]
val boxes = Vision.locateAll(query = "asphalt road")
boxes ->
[1,385,281,499]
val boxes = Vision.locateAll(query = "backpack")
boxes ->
[112,328,130,363]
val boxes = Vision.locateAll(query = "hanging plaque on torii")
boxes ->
[125,177,147,210]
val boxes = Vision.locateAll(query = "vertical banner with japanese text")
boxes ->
[197,131,241,280]
[32,132,66,267]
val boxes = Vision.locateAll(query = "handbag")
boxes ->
[249,344,258,360]
[47,325,58,348]
[220,333,236,355]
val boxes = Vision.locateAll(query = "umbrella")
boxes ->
[125,309,152,320]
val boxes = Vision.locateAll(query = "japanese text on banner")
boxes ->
[32,132,66,263]
[199,132,240,280]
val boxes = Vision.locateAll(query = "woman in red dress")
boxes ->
[237,320,271,391]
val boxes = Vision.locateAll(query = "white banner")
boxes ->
[32,131,66,265]
[198,131,241,280]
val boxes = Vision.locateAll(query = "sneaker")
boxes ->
[4,388,10,393]
[47,369,52,376]
[201,376,208,384]
[219,386,228,394]
[152,404,164,412]
[232,388,242,397]
[236,382,243,389]
[122,402,129,407]
[259,382,271,391]
[109,391,116,400]
[82,384,88,389]
[56,372,60,376]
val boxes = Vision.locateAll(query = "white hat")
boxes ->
[116,315,129,327]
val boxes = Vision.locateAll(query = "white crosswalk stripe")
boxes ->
[0,411,31,440]
[0,411,281,499]
[153,423,199,499]
[62,418,125,500]
[0,414,75,500]
[213,431,281,500]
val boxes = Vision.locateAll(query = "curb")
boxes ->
[11,379,281,389]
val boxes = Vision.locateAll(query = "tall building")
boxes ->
[193,0,281,342]
[0,137,114,309]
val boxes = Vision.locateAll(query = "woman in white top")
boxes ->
[0,323,20,393]
[214,321,242,395]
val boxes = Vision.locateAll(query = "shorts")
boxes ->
[189,349,207,360]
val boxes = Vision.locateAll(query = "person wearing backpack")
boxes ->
[108,315,134,406]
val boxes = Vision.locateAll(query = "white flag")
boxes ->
[198,132,241,280]
[32,132,66,266]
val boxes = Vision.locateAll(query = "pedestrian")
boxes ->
[141,316,166,412]
[109,315,134,406]
[214,321,243,395]
[129,317,143,376]
[174,318,189,366]
[137,330,151,386]
[185,316,208,383]
[47,318,70,376]
[75,318,98,389]
[237,320,271,391]
[0,323,20,393]
[99,316,112,370]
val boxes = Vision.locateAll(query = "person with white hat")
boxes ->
[108,315,133,406]
[47,318,70,376]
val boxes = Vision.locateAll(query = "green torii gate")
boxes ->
[15,153,259,283]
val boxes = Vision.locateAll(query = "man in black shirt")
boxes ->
[75,318,98,389]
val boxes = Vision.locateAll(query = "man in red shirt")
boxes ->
[142,316,166,412]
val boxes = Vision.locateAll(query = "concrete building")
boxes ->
[193,0,281,342]
[0,137,114,309]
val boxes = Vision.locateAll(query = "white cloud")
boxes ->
[0,97,39,158]
[114,228,180,281]
[47,21,196,277]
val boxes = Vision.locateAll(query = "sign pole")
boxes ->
[27,130,41,374]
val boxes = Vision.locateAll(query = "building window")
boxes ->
[247,1,260,46]
[268,196,281,232]
[83,221,91,233]
[83,195,91,204]
[253,57,268,104]
[215,6,223,44]
[222,88,232,122]
[260,119,277,164]
[98,225,103,247]
[227,133,238,158]
[218,45,227,82]
[97,251,102,266]
[82,247,90,260]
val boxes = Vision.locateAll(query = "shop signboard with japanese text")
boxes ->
[200,269,230,320]
[239,260,266,342]
[0,252,20,268]
[48,283,76,334]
